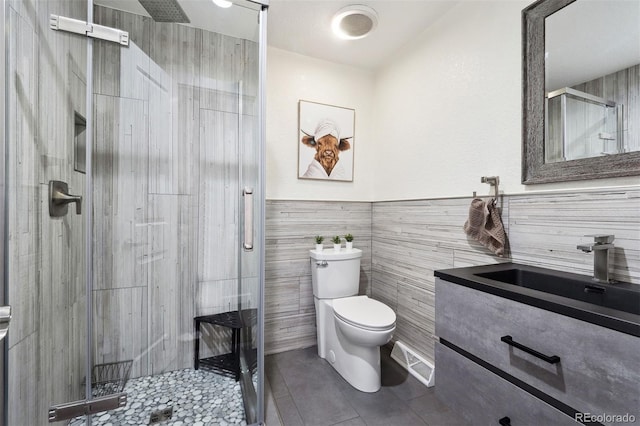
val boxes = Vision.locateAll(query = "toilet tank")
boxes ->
[310,249,362,299]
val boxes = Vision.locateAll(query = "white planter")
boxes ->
[333,243,342,251]
[315,244,323,251]
[345,241,353,250]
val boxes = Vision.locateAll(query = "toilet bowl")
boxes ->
[333,296,395,347]
[310,249,396,392]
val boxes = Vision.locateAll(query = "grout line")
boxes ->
[263,373,285,426]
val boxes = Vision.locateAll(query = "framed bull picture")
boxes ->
[298,100,355,182]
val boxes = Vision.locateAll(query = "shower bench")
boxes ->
[194,309,257,381]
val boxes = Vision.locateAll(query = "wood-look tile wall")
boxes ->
[265,200,373,354]
[547,64,640,161]
[92,6,259,378]
[6,0,88,424]
[265,188,639,365]
[371,198,511,363]
[574,64,640,153]
[373,189,639,365]
[507,190,639,284]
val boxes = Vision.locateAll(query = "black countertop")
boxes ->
[434,262,640,338]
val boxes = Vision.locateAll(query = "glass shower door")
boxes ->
[3,0,264,423]
[88,1,263,423]
[3,0,90,424]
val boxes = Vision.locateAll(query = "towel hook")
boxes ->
[480,176,500,203]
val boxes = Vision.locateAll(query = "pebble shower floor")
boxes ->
[69,368,246,425]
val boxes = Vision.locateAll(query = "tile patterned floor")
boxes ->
[265,346,467,426]
[69,368,246,425]
[66,347,463,425]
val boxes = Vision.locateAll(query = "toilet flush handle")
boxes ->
[316,261,329,268]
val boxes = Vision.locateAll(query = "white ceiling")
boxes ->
[95,0,640,78]
[271,0,640,75]
[267,0,459,70]
[95,0,459,70]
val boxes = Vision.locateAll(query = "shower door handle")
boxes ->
[243,188,253,251]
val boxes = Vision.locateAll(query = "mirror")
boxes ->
[522,0,640,184]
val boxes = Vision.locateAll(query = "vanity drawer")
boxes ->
[435,278,640,423]
[435,341,579,426]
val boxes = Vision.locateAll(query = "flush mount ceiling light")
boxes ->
[212,0,232,8]
[331,5,379,40]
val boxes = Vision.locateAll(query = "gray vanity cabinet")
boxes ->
[435,342,579,425]
[435,277,640,425]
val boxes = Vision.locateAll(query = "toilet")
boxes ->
[310,248,396,392]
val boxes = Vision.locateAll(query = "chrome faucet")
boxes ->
[577,235,614,283]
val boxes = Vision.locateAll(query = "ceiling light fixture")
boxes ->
[331,5,379,40]
[212,0,233,8]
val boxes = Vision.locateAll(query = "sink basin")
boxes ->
[474,268,639,315]
[434,263,640,337]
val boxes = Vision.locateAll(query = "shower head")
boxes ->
[138,0,190,23]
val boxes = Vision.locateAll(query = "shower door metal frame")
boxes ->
[233,3,267,423]
[256,5,267,425]
[1,0,8,424]
[84,0,95,413]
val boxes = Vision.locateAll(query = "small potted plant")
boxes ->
[332,235,342,251]
[315,235,324,251]
[344,233,354,250]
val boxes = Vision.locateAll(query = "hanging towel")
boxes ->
[463,198,506,256]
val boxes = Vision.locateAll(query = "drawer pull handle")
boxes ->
[498,417,511,426]
[501,335,560,364]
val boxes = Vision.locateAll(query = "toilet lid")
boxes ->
[333,296,396,330]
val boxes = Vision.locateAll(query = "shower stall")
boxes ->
[545,87,624,163]
[1,0,267,424]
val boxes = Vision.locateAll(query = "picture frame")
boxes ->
[298,100,355,182]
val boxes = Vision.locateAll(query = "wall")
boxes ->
[6,0,88,424]
[373,188,640,364]
[372,0,639,199]
[266,47,376,201]
[265,201,372,354]
[264,189,640,362]
[263,46,375,354]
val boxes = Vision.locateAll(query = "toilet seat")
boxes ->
[333,296,396,331]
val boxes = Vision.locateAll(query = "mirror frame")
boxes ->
[522,0,640,184]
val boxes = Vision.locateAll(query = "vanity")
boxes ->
[434,263,640,426]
